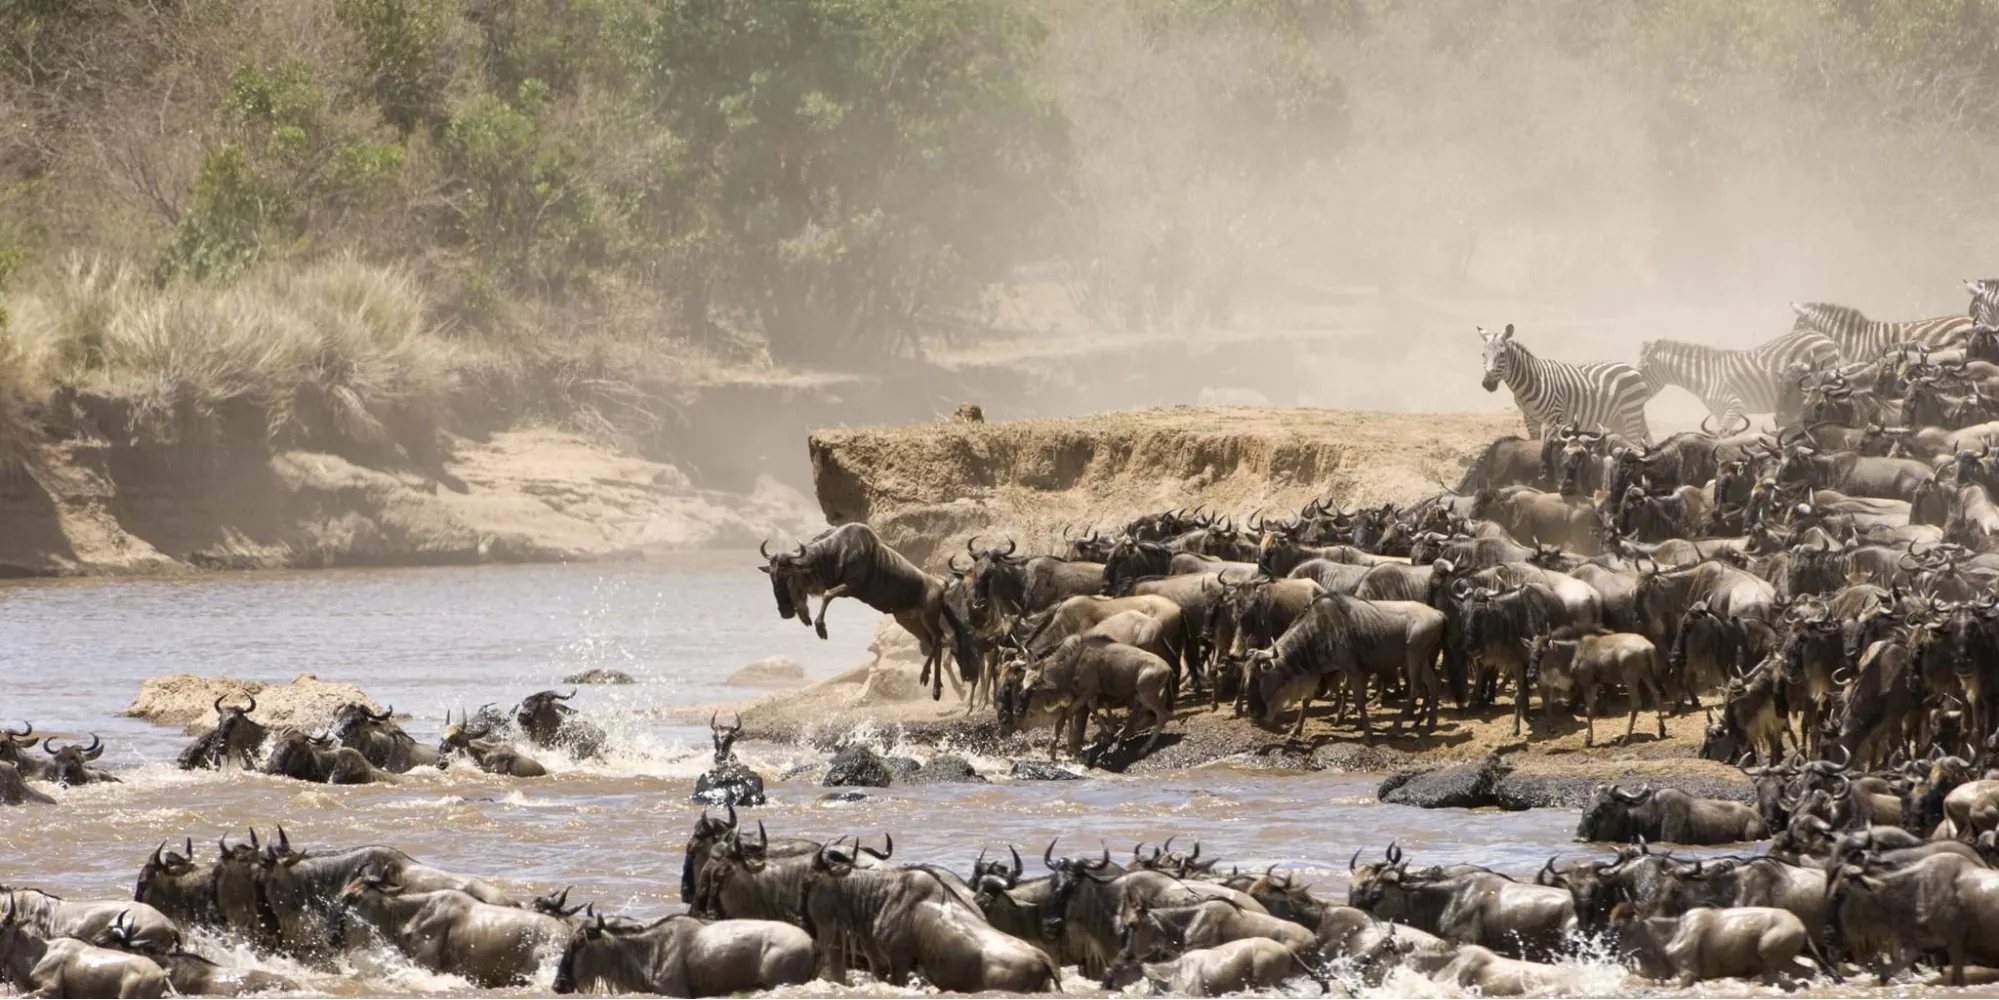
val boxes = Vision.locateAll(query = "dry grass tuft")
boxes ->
[9,255,469,464]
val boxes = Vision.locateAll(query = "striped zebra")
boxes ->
[1478,323,1651,443]
[1789,301,1973,363]
[1637,327,1840,425]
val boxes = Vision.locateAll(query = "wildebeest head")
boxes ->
[1042,840,1118,937]
[1345,842,1408,911]
[1478,324,1517,392]
[758,539,808,621]
[1576,783,1653,842]
[186,696,268,771]
[329,702,394,740]
[708,712,743,764]
[961,536,1023,613]
[1127,837,1216,878]
[43,733,109,786]
[681,805,739,903]
[437,708,488,755]
[1102,538,1170,596]
[515,689,578,741]
[133,838,198,905]
[1241,650,1283,725]
[0,722,38,766]
[970,845,1026,896]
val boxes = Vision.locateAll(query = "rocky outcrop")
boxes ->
[728,657,808,689]
[123,674,383,734]
[823,744,895,788]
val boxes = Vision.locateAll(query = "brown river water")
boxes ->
[0,555,1980,997]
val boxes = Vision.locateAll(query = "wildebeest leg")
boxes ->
[813,585,850,640]
[1067,705,1091,761]
[1512,660,1529,737]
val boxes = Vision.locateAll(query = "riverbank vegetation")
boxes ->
[2,0,1997,462]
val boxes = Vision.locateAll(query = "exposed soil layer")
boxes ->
[0,427,821,576]
[808,406,1518,565]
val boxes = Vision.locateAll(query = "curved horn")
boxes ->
[82,733,103,760]
[1349,848,1362,873]
[367,704,393,722]
[554,689,576,701]
[967,534,983,555]
[1000,538,1016,556]
[759,539,773,560]
[1009,845,1023,878]
[1045,839,1059,869]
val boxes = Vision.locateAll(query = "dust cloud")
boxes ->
[989,0,1999,431]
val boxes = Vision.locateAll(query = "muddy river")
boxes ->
[0,557,1971,996]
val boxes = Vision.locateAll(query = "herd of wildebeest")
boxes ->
[28,310,1999,996]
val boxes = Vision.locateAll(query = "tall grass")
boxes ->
[8,255,467,463]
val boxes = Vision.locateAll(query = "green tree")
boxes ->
[336,0,456,133]
[613,0,1071,363]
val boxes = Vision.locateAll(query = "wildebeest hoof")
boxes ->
[814,621,829,640]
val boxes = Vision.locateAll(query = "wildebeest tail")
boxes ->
[940,600,980,684]
[1803,929,1843,983]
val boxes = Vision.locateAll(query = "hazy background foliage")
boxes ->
[2,0,1998,398]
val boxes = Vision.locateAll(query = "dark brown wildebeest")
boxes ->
[260,729,390,785]
[1346,847,1576,960]
[1828,850,1999,985]
[254,826,517,956]
[0,723,53,782]
[39,734,117,787]
[0,887,181,956]
[552,909,815,996]
[1007,633,1175,763]
[1105,936,1329,996]
[514,690,608,760]
[1243,594,1445,743]
[1575,784,1766,845]
[339,869,567,987]
[1526,628,1665,746]
[800,841,1060,993]
[953,537,1104,621]
[329,703,438,773]
[761,524,980,700]
[176,697,271,771]
[436,710,547,778]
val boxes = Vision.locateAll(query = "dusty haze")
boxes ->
[977,0,1999,430]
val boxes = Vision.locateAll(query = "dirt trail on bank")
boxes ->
[810,406,1520,565]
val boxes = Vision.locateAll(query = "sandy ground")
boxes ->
[0,427,823,576]
[810,406,1520,565]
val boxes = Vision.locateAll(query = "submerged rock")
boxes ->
[1378,751,1513,810]
[564,668,634,685]
[823,744,894,788]
[728,656,808,689]
[821,790,869,802]
[1008,759,1084,781]
[902,754,987,785]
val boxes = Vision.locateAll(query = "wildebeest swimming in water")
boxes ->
[692,712,766,807]
[760,523,980,700]
[514,690,609,760]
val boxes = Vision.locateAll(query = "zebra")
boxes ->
[1478,323,1651,443]
[1637,327,1840,426]
[1789,301,1973,363]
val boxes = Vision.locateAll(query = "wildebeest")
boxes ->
[0,761,52,806]
[1105,936,1328,996]
[0,903,169,999]
[800,841,1060,992]
[760,524,980,700]
[954,537,1105,620]
[1347,847,1577,959]
[514,689,609,760]
[1526,628,1666,746]
[0,722,52,782]
[1357,933,1580,996]
[1043,844,1263,977]
[329,703,438,772]
[1007,632,1176,763]
[339,869,568,987]
[437,709,547,777]
[1243,593,1445,742]
[0,888,179,956]
[1828,850,1999,985]
[175,697,269,771]
[145,948,298,998]
[691,712,765,807]
[1615,905,1830,986]
[1113,898,1316,963]
[260,728,390,784]
[1575,784,1766,845]
[254,826,516,955]
[36,734,116,787]
[552,910,815,996]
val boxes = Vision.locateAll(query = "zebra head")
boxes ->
[1965,279,1999,327]
[1478,323,1515,392]
[1790,301,1861,336]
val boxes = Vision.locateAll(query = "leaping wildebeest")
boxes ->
[761,524,980,700]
